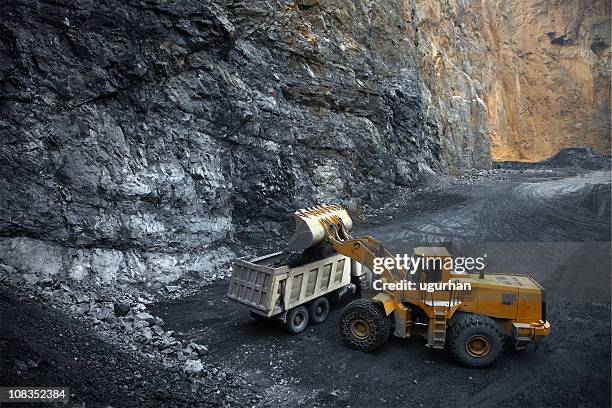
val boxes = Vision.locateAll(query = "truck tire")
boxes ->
[284,305,309,334]
[448,314,505,368]
[308,297,330,325]
[340,299,391,352]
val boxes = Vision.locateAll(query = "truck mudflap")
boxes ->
[512,320,551,349]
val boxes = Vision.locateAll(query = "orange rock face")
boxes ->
[415,0,610,164]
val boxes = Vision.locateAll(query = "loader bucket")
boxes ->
[287,205,353,251]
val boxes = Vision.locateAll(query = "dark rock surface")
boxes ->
[495,147,612,171]
[0,0,444,286]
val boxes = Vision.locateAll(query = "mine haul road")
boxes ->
[153,169,611,408]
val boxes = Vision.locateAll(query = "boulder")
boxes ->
[183,360,204,376]
[114,302,131,317]
[95,307,113,321]
[188,342,209,357]
[135,312,156,325]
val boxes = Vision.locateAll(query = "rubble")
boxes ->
[0,267,229,390]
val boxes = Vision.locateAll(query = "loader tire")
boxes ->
[340,299,391,352]
[308,297,330,325]
[449,314,505,368]
[285,306,309,334]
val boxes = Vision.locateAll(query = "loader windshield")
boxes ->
[418,256,443,283]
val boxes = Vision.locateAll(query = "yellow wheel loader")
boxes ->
[288,205,551,368]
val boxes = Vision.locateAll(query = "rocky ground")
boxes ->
[1,163,610,407]
[0,278,262,407]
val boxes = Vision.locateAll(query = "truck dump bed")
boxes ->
[227,251,351,317]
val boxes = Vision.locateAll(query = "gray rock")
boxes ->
[14,360,28,371]
[0,264,17,275]
[40,291,55,301]
[74,294,90,304]
[188,342,209,357]
[113,303,131,317]
[133,304,147,312]
[76,304,90,314]
[151,325,165,337]
[160,336,175,350]
[165,285,180,293]
[297,0,319,7]
[23,274,39,286]
[135,312,155,325]
[134,320,149,329]
[60,293,73,305]
[141,327,153,341]
[95,307,113,321]
[60,285,73,294]
[183,360,204,376]
[121,320,134,334]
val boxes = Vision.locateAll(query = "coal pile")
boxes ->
[495,147,611,170]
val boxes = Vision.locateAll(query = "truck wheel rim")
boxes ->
[293,313,304,326]
[351,319,370,339]
[466,335,491,357]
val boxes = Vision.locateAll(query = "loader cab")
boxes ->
[413,247,452,283]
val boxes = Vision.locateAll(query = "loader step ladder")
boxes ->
[426,307,447,349]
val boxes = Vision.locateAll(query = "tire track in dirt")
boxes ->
[364,171,610,245]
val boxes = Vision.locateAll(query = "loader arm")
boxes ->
[319,217,404,288]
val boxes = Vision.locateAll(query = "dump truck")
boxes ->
[226,246,367,334]
[285,205,551,368]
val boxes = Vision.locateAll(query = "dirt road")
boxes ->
[151,169,611,407]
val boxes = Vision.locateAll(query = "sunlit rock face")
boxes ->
[415,0,610,164]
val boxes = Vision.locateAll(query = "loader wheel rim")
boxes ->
[350,319,371,339]
[466,335,491,357]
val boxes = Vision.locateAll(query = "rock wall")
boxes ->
[1,0,608,287]
[415,0,610,163]
[0,0,440,287]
